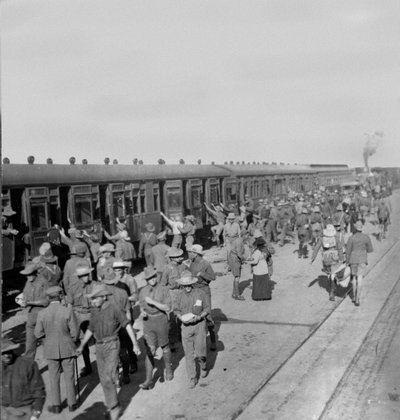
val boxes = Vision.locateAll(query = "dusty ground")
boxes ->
[2,191,399,420]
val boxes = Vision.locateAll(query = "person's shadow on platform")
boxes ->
[308,274,348,299]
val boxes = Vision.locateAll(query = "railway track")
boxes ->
[236,237,400,420]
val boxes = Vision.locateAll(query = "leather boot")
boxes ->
[233,279,244,300]
[163,347,174,381]
[139,356,154,389]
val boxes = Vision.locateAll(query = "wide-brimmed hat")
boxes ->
[278,201,286,207]
[76,266,94,277]
[39,243,58,263]
[177,272,198,286]
[20,261,41,275]
[112,259,126,269]
[144,266,158,280]
[1,338,20,353]
[70,242,88,255]
[86,284,112,299]
[188,244,204,255]
[99,243,115,254]
[323,224,336,237]
[145,222,155,232]
[45,286,63,297]
[302,208,309,214]
[254,237,266,247]
[2,206,16,217]
[227,213,236,220]
[167,248,184,259]
[157,231,167,241]
[313,206,320,212]
[360,191,367,198]
[119,230,131,241]
[354,221,363,231]
[336,204,343,211]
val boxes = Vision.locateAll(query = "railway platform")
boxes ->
[2,191,399,420]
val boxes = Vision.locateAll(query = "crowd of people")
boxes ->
[1,182,393,419]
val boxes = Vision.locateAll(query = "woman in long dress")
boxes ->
[249,237,273,300]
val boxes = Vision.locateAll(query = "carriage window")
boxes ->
[112,192,125,219]
[210,185,219,205]
[74,196,92,225]
[31,203,47,231]
[167,187,182,211]
[153,186,160,211]
[124,192,133,216]
[226,183,237,202]
[191,186,201,208]
[132,189,139,214]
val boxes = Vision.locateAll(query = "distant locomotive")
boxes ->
[1,160,354,271]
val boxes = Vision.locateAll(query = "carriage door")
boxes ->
[24,187,51,257]
[204,178,220,225]
[108,184,127,234]
[69,185,100,230]
[163,180,183,220]
[2,189,15,270]
[186,179,203,229]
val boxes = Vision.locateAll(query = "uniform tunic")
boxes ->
[175,288,210,380]
[23,274,49,359]
[88,301,130,409]
[62,255,91,292]
[2,356,46,418]
[34,301,78,406]
[346,232,373,275]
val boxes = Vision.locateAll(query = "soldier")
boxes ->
[150,231,171,283]
[20,261,50,359]
[160,212,184,249]
[311,224,344,302]
[310,206,324,246]
[228,237,246,300]
[114,230,137,272]
[161,247,186,351]
[62,242,92,293]
[223,213,241,254]
[34,286,79,414]
[277,201,295,247]
[1,339,46,420]
[265,203,278,243]
[96,243,117,281]
[187,245,217,350]
[138,222,157,266]
[295,208,310,259]
[174,272,211,388]
[112,261,139,374]
[66,266,95,377]
[178,215,197,250]
[76,284,141,420]
[37,242,62,287]
[346,221,373,307]
[103,267,133,385]
[204,203,225,247]
[138,266,173,389]
[60,226,91,260]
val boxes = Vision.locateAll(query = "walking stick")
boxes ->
[74,357,81,405]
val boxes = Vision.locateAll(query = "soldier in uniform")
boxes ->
[138,267,173,389]
[62,242,92,293]
[1,339,46,420]
[114,230,137,272]
[178,215,197,250]
[34,286,79,414]
[295,208,310,259]
[60,227,91,260]
[204,203,226,247]
[174,272,211,388]
[223,213,241,254]
[96,243,117,281]
[150,231,171,283]
[138,223,157,266]
[76,284,140,420]
[66,266,95,377]
[187,245,217,350]
[20,261,50,359]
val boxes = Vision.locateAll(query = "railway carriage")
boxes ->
[1,160,354,271]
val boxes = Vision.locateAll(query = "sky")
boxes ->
[1,0,400,167]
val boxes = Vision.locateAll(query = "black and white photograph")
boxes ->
[1,1,400,419]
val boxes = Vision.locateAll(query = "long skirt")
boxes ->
[252,274,271,300]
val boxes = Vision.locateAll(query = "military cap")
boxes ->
[86,284,112,299]
[166,248,184,258]
[1,338,19,353]
[143,266,158,280]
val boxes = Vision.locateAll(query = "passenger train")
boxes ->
[1,160,354,271]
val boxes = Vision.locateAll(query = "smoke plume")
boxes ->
[363,131,383,169]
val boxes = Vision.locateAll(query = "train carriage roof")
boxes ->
[2,164,231,188]
[216,163,350,176]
